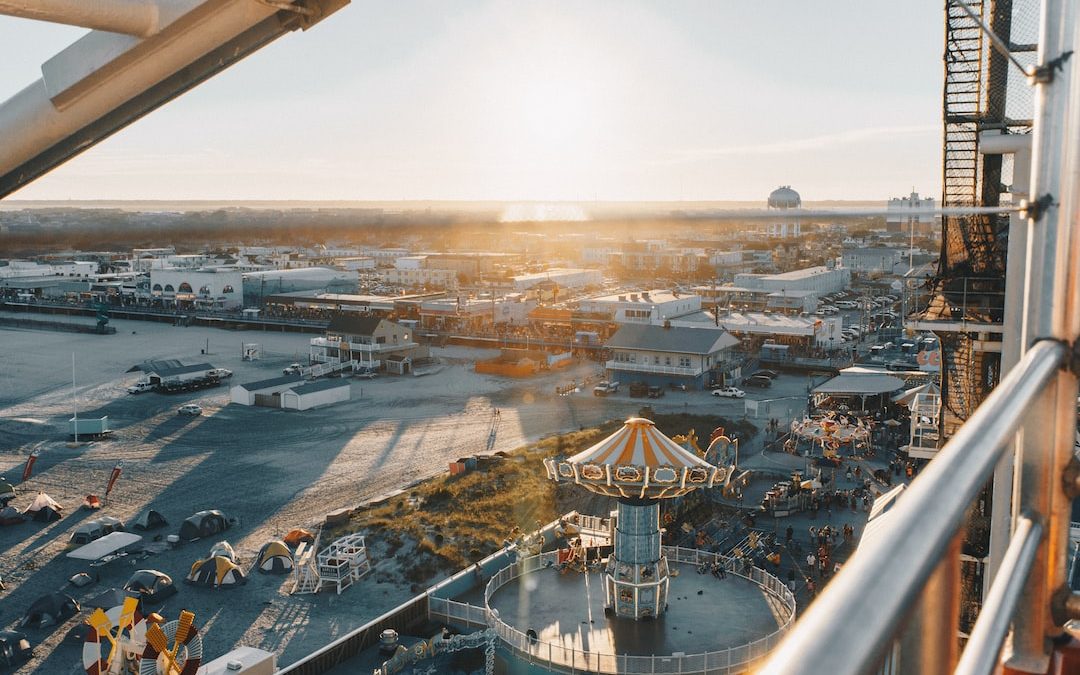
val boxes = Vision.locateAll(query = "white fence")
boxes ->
[427,547,798,674]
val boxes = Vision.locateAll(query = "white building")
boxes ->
[511,268,602,292]
[378,266,458,290]
[842,247,904,274]
[887,190,937,236]
[670,311,845,347]
[763,186,802,238]
[281,379,351,411]
[335,256,376,271]
[759,266,850,295]
[243,267,356,299]
[578,290,702,324]
[230,375,305,406]
[150,268,243,310]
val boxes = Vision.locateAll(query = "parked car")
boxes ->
[628,382,649,398]
[755,369,779,379]
[593,381,620,396]
[712,386,745,398]
[177,404,203,417]
[744,375,772,388]
[282,363,304,375]
[126,381,155,394]
[208,368,232,379]
[647,386,665,399]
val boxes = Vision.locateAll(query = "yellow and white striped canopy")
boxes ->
[545,418,724,500]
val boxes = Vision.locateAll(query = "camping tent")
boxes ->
[85,588,131,610]
[0,506,25,525]
[130,509,168,531]
[19,593,79,628]
[283,528,314,548]
[69,516,124,546]
[0,631,32,669]
[186,556,246,588]
[208,540,235,561]
[178,510,230,542]
[23,492,62,522]
[256,540,293,574]
[0,480,14,506]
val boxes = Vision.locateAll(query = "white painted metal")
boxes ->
[0,0,167,37]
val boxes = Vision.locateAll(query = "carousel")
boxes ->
[788,412,873,459]
[544,417,726,620]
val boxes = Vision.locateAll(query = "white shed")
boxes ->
[230,375,305,406]
[281,379,351,411]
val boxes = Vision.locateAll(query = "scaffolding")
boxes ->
[316,534,371,595]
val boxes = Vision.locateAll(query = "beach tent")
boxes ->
[186,556,246,588]
[85,588,131,610]
[23,492,62,522]
[283,528,314,548]
[208,540,236,561]
[130,509,168,531]
[0,506,25,525]
[69,516,124,546]
[123,570,177,604]
[0,480,14,506]
[256,540,293,574]
[0,631,33,669]
[178,510,229,542]
[19,592,79,628]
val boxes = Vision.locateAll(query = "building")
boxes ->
[603,323,740,389]
[887,190,938,235]
[758,266,850,295]
[334,256,377,271]
[281,379,351,411]
[841,247,904,275]
[510,268,602,292]
[230,375,305,406]
[149,268,243,310]
[136,362,215,385]
[310,315,427,373]
[578,289,701,324]
[764,186,802,238]
[242,267,356,301]
[378,266,459,290]
[669,310,844,349]
[419,295,535,332]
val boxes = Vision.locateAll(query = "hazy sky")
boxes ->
[0,1,944,202]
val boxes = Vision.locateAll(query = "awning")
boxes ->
[66,532,142,561]
[813,373,905,396]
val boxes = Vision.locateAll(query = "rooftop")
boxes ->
[289,379,351,395]
[583,289,694,304]
[765,266,838,281]
[235,375,305,391]
[604,324,738,354]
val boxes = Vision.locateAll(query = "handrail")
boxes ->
[759,339,1068,675]
[954,515,1043,675]
[476,547,797,674]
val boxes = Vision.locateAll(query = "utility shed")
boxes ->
[281,379,351,411]
[230,375,304,407]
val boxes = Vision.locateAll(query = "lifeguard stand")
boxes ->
[316,534,371,595]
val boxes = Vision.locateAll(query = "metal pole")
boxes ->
[1007,0,1080,668]
[0,0,166,37]
[758,340,1065,675]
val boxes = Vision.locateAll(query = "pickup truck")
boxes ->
[593,381,620,396]
[282,363,304,375]
[126,381,155,394]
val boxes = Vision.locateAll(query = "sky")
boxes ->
[0,1,945,202]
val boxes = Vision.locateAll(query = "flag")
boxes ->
[105,462,123,498]
[22,450,40,482]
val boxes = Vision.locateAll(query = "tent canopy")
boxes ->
[178,510,229,541]
[66,531,142,561]
[187,555,245,588]
[23,492,62,520]
[0,506,25,525]
[283,529,313,547]
[131,509,168,531]
[813,373,906,396]
[85,588,131,610]
[256,540,293,574]
[19,593,79,628]
[208,541,235,561]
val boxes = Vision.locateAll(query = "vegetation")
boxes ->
[339,413,757,587]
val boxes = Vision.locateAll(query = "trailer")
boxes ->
[69,416,111,440]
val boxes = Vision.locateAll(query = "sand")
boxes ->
[0,313,759,673]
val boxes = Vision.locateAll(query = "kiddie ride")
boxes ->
[82,598,203,675]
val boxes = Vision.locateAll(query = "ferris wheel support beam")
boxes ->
[0,0,348,198]
[0,0,171,37]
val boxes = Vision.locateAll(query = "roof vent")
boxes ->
[630,294,638,302]
[618,295,626,301]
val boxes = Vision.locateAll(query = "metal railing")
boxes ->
[759,340,1069,674]
[466,548,796,674]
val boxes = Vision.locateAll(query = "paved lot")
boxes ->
[0,314,819,673]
